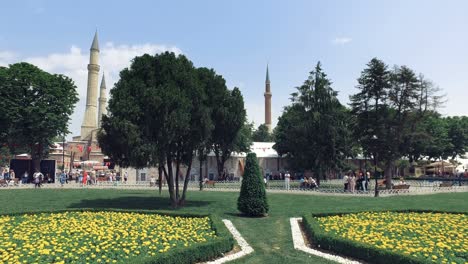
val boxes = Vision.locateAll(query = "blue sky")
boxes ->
[1,0,467,137]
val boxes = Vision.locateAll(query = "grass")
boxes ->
[0,189,467,264]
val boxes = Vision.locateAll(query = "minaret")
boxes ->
[264,65,272,132]
[97,74,107,128]
[80,31,100,139]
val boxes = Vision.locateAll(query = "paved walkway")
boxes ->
[2,182,467,197]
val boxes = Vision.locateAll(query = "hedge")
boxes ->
[0,208,235,264]
[302,210,467,264]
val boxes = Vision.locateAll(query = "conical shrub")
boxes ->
[237,152,269,216]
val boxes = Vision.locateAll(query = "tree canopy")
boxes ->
[252,124,273,142]
[0,62,78,170]
[98,52,248,206]
[273,62,354,183]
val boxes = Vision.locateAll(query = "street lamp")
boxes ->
[372,135,379,197]
[62,133,65,172]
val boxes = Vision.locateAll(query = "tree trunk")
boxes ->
[158,165,163,195]
[216,158,225,181]
[199,155,203,191]
[175,151,181,200]
[166,157,177,208]
[385,160,393,189]
[180,158,193,206]
[31,144,42,173]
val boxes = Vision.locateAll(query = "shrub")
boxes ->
[302,210,467,264]
[0,209,234,264]
[237,152,269,216]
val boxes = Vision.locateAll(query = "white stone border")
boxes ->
[204,219,254,264]
[290,217,362,264]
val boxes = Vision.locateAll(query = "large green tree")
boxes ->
[274,62,353,184]
[351,58,447,187]
[446,116,468,159]
[350,58,391,187]
[211,87,250,179]
[252,124,273,142]
[98,52,213,207]
[0,63,78,171]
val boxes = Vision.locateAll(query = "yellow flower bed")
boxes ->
[316,212,467,263]
[0,211,216,263]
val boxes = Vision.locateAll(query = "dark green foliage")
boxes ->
[273,62,355,182]
[212,88,249,178]
[252,124,273,142]
[0,63,79,170]
[237,153,269,216]
[302,210,465,264]
[98,52,214,207]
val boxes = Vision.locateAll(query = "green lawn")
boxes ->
[1,189,467,264]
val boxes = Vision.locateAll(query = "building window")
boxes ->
[140,173,146,181]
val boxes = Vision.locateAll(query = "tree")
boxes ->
[98,52,212,207]
[195,68,227,189]
[351,59,447,187]
[274,62,353,184]
[0,63,78,171]
[350,58,391,189]
[252,124,273,142]
[445,116,468,159]
[237,152,269,217]
[211,87,250,179]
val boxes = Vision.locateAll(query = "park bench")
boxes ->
[392,184,410,193]
[439,182,453,188]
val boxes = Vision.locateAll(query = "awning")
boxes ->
[93,166,108,170]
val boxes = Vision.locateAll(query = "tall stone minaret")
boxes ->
[264,65,272,132]
[80,31,100,139]
[97,74,107,128]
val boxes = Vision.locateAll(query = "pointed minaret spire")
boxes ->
[266,64,270,84]
[91,30,99,51]
[81,31,101,139]
[98,73,107,128]
[264,64,272,133]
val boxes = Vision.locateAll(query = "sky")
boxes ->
[1,0,467,139]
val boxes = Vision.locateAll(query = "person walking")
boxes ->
[124,171,128,183]
[33,170,43,188]
[9,169,15,185]
[82,171,88,186]
[284,171,291,191]
[59,171,67,187]
[363,171,370,191]
[343,173,349,192]
[349,174,356,193]
[22,171,29,184]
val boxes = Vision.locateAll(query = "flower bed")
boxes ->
[303,211,467,264]
[0,211,233,264]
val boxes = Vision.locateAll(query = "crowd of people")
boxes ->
[343,171,371,192]
[0,166,130,187]
[299,176,318,190]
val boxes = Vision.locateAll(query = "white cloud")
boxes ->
[0,51,17,66]
[332,37,352,45]
[0,42,182,137]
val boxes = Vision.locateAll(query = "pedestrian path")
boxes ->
[1,182,467,197]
